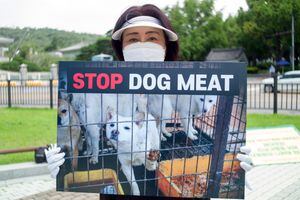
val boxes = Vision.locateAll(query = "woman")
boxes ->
[46,3,253,189]
[110,4,179,62]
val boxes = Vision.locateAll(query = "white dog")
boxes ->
[68,93,147,164]
[170,95,217,140]
[57,99,82,169]
[142,95,218,141]
[106,108,160,196]
[148,95,174,141]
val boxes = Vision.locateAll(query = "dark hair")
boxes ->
[111,4,179,61]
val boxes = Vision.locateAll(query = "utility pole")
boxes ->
[291,14,295,71]
[266,32,289,114]
[10,28,30,61]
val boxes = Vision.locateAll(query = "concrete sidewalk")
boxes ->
[0,162,49,181]
[0,174,99,200]
[20,189,99,200]
[245,162,300,200]
[0,174,55,200]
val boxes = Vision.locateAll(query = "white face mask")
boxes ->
[123,42,166,61]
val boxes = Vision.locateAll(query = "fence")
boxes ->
[0,79,58,108]
[247,83,300,112]
[0,79,299,113]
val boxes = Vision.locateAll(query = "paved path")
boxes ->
[20,189,99,200]
[0,174,99,200]
[245,163,300,200]
[0,175,55,200]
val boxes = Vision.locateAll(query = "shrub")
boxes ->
[29,53,60,70]
[24,61,42,72]
[0,60,20,71]
[247,66,259,74]
[257,62,274,70]
[0,56,52,72]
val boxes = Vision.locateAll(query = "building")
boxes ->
[206,48,248,64]
[0,36,14,62]
[56,42,91,59]
[91,53,113,61]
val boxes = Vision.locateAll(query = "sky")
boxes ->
[0,0,248,35]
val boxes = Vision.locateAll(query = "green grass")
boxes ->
[247,114,300,130]
[0,108,299,165]
[0,108,56,164]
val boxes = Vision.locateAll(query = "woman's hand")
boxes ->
[44,144,65,178]
[236,146,253,190]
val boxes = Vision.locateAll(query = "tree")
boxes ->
[223,16,242,48]
[44,37,59,51]
[236,0,300,65]
[0,27,99,54]
[165,0,229,60]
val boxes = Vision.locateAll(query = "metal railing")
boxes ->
[0,79,58,108]
[247,83,300,112]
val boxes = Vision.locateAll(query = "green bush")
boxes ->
[29,53,60,70]
[0,57,50,72]
[247,66,259,74]
[0,60,20,71]
[24,61,42,72]
[257,62,273,70]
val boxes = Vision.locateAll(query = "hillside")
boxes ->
[0,27,103,72]
[0,27,101,52]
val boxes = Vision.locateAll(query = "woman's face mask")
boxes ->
[123,42,166,61]
[121,27,166,61]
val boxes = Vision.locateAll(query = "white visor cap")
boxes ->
[112,16,178,41]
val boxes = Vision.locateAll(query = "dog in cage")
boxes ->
[149,95,217,141]
[65,93,148,164]
[57,98,83,169]
[148,94,174,141]
[106,107,160,196]
[169,95,217,140]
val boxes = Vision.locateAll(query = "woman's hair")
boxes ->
[111,4,179,61]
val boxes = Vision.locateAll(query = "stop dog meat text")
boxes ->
[72,72,234,92]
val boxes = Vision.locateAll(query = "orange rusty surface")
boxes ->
[156,153,240,197]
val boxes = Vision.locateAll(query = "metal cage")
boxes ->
[56,61,246,199]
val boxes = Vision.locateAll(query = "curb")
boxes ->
[0,162,49,181]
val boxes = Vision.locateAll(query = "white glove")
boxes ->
[44,144,65,178]
[236,145,253,190]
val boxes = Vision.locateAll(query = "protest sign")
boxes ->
[56,61,246,199]
[247,126,300,165]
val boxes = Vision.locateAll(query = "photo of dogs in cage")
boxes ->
[56,62,246,199]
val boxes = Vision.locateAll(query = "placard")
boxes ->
[247,126,300,165]
[56,61,247,199]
